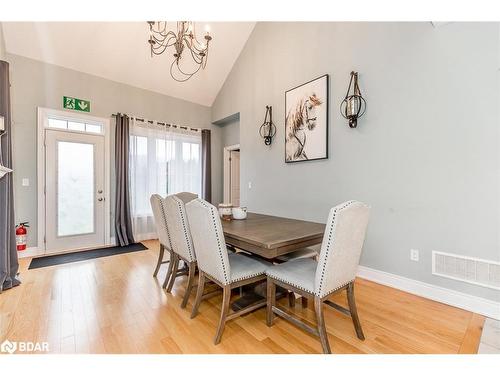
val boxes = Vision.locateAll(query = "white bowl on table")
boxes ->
[232,207,247,220]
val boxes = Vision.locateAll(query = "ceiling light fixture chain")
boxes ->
[148,21,212,82]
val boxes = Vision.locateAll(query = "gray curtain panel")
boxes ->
[0,60,20,292]
[201,129,212,203]
[114,113,135,246]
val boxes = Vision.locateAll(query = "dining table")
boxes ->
[221,212,326,309]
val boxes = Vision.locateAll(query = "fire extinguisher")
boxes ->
[15,222,29,251]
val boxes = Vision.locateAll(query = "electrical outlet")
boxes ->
[410,249,420,262]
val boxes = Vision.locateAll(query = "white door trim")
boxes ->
[223,144,240,204]
[37,107,111,253]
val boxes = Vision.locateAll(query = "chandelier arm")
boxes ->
[151,44,169,56]
[160,34,179,48]
[175,57,203,78]
[151,31,177,46]
[182,38,205,64]
[182,35,196,52]
[202,50,209,69]
[187,47,204,64]
[170,59,197,82]
[182,35,208,57]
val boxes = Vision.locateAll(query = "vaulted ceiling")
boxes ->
[1,22,255,106]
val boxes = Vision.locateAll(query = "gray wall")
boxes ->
[7,53,219,247]
[220,118,240,148]
[212,22,500,301]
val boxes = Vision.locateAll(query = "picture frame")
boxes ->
[285,74,329,163]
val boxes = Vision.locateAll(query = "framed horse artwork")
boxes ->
[285,74,329,163]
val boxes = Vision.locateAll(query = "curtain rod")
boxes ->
[111,113,200,132]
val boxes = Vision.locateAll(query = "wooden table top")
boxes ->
[221,212,325,259]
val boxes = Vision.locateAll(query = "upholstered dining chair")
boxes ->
[162,193,198,308]
[275,244,321,308]
[186,198,270,345]
[150,194,174,288]
[266,200,370,354]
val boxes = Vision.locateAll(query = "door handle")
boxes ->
[98,197,104,202]
[98,190,103,194]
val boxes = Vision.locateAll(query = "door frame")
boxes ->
[223,143,240,204]
[37,107,111,254]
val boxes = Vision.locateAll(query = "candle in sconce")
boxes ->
[347,97,358,116]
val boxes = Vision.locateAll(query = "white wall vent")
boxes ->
[432,251,500,290]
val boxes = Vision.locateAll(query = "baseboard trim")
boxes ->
[357,265,500,320]
[133,233,158,242]
[17,246,43,259]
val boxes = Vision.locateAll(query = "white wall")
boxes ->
[212,22,500,301]
[7,53,220,248]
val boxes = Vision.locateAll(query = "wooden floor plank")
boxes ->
[0,239,484,354]
[458,314,485,354]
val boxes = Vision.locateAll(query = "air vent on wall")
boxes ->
[432,251,500,290]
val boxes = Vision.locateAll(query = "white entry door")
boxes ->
[45,129,106,253]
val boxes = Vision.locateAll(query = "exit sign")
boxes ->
[63,96,91,112]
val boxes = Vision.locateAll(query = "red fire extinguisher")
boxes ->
[15,222,29,251]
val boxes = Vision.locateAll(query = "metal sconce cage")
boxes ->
[340,71,366,128]
[259,105,276,146]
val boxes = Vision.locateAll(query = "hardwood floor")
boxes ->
[0,240,484,354]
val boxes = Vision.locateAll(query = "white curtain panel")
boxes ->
[129,118,202,240]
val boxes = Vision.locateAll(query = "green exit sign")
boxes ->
[63,96,91,112]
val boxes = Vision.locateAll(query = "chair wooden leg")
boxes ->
[288,291,296,308]
[214,285,231,345]
[166,255,179,293]
[314,296,331,354]
[347,282,365,340]
[301,297,309,309]
[266,277,276,327]
[162,250,174,289]
[181,262,196,309]
[191,271,206,319]
[153,243,165,277]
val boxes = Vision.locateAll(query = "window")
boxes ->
[129,122,202,228]
[47,118,103,134]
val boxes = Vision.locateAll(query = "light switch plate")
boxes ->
[22,178,29,187]
[410,249,420,262]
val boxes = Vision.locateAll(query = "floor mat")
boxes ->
[28,243,148,269]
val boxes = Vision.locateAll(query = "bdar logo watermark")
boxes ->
[1,339,49,354]
[0,340,17,354]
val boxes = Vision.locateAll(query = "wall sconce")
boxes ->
[340,71,366,128]
[259,105,276,146]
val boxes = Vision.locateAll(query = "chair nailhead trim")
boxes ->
[172,196,195,262]
[156,196,173,248]
[266,273,315,294]
[231,270,266,283]
[317,200,356,298]
[197,199,230,285]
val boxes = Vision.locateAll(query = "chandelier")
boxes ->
[147,21,212,82]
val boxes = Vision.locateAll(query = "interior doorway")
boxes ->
[223,144,240,207]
